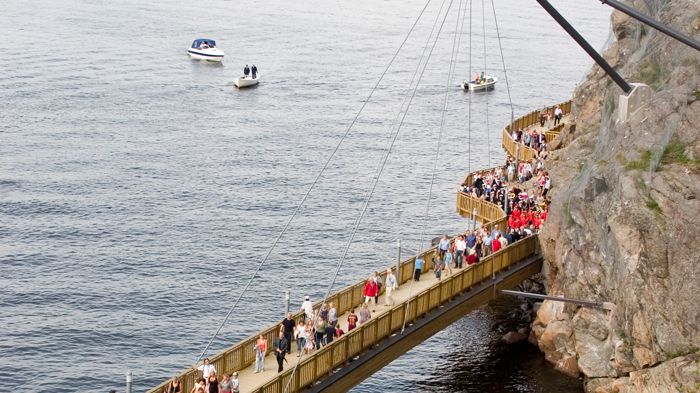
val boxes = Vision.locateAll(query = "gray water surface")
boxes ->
[0,0,610,391]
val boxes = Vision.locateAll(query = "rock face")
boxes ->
[532,1,700,391]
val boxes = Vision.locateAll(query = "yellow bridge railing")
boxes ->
[501,100,572,162]
[148,100,570,393]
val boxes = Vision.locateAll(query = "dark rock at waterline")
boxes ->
[502,331,529,344]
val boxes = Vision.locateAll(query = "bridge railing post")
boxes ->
[396,239,401,284]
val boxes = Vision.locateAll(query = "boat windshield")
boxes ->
[192,39,216,49]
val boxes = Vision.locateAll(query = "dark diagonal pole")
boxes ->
[536,0,633,94]
[601,0,700,52]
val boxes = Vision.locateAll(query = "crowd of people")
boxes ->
[161,358,240,393]
[267,268,400,373]
[167,107,560,393]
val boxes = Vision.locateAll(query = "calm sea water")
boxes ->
[0,0,609,391]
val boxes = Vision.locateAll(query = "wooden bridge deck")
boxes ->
[148,100,572,393]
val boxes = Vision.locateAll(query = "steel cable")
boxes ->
[193,0,436,365]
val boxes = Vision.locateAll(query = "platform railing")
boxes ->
[148,100,568,393]
[501,100,572,161]
[254,236,539,393]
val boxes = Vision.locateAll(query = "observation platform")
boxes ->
[148,101,573,393]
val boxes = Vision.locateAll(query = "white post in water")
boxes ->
[126,371,132,393]
[396,239,402,283]
[284,290,290,316]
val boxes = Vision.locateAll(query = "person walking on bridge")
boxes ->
[359,303,371,324]
[414,257,423,281]
[314,315,327,349]
[364,275,378,311]
[253,334,267,373]
[438,235,450,262]
[194,358,216,381]
[274,331,288,373]
[373,271,382,305]
[294,319,308,357]
[444,247,453,276]
[280,312,295,354]
[347,308,358,331]
[299,295,313,322]
[553,106,563,126]
[455,236,467,268]
[384,268,398,306]
[230,372,239,393]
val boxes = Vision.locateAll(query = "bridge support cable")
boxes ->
[467,0,473,173]
[489,0,515,167]
[378,0,451,176]
[488,0,515,214]
[192,0,436,364]
[481,0,492,168]
[399,0,459,333]
[452,0,469,87]
[284,1,456,390]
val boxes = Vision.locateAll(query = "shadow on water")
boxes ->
[353,297,583,393]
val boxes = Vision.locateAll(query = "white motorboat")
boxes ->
[234,74,260,88]
[187,38,225,62]
[462,74,498,91]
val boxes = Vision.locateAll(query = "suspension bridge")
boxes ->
[147,101,573,393]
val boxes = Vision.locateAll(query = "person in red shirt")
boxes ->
[466,248,479,265]
[512,207,521,220]
[492,234,502,253]
[363,276,378,311]
[347,309,358,331]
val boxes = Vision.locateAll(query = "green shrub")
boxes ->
[646,198,661,213]
[625,150,653,170]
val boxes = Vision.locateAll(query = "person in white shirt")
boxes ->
[384,268,398,306]
[553,106,563,126]
[300,296,313,321]
[194,357,216,379]
[455,235,467,268]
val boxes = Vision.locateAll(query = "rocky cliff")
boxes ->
[532,1,700,392]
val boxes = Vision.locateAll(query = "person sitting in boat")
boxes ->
[199,42,209,49]
[251,64,258,79]
[243,64,250,78]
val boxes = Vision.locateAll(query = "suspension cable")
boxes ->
[399,0,456,334]
[284,1,449,390]
[490,0,515,135]
[467,0,473,172]
[193,0,435,364]
[381,0,451,169]
[448,0,465,84]
[452,0,469,87]
[482,0,492,168]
